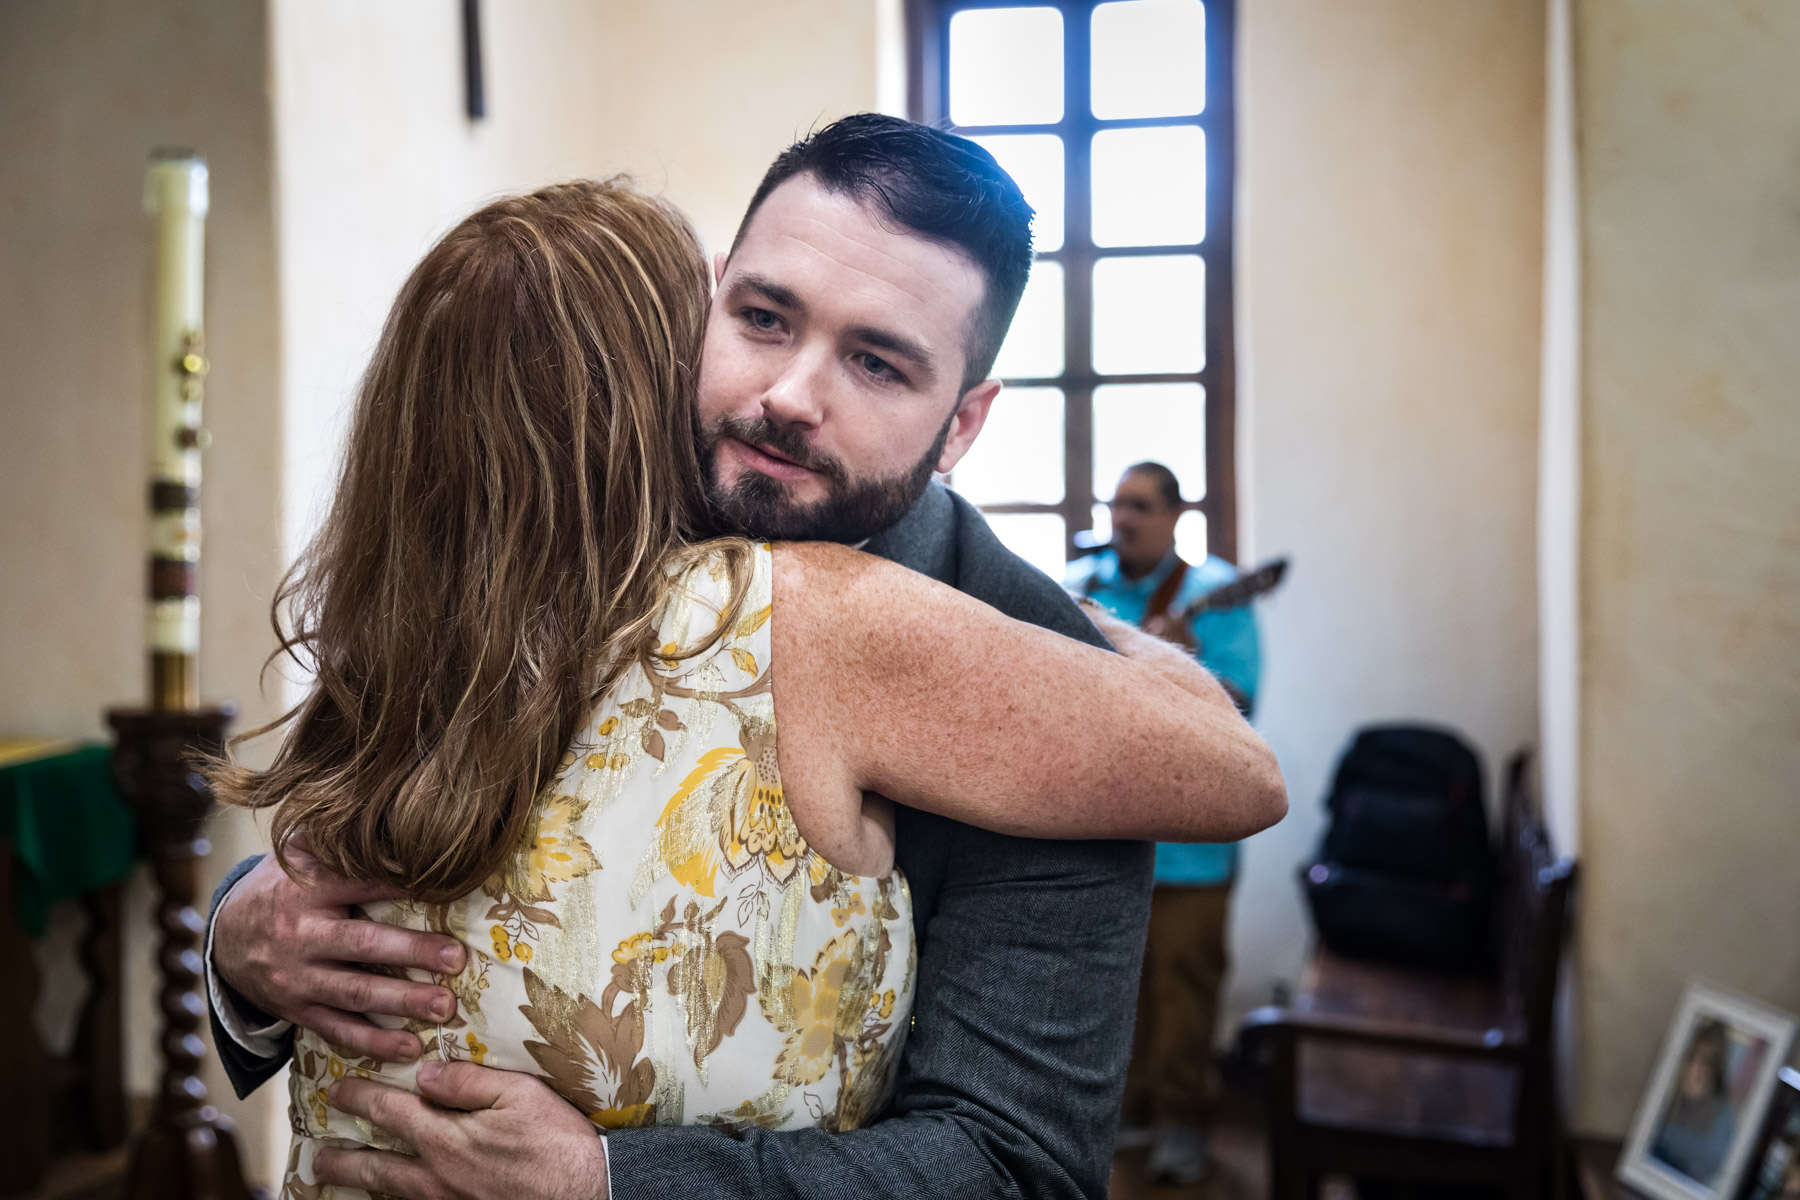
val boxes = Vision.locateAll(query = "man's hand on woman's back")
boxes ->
[212,837,467,1063]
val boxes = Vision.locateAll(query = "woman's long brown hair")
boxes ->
[212,179,752,900]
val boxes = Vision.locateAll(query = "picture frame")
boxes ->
[1739,1067,1800,1200]
[1618,980,1798,1200]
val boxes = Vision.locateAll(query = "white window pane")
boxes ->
[992,261,1064,379]
[1093,256,1204,374]
[1176,509,1209,563]
[1084,501,1113,548]
[1091,0,1205,120]
[972,134,1065,252]
[983,513,1067,580]
[950,7,1065,127]
[1092,383,1206,502]
[951,387,1065,505]
[1092,126,1205,247]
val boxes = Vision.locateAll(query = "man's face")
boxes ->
[1109,470,1180,574]
[696,174,1001,543]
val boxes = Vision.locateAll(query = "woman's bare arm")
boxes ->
[1080,600,1237,703]
[771,542,1286,860]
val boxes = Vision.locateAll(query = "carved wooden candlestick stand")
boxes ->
[108,704,256,1200]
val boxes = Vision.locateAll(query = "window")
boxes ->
[909,0,1238,577]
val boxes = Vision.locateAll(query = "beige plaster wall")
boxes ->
[564,0,886,252]
[1570,0,1800,1135]
[1227,0,1548,1023]
[0,0,284,748]
[0,0,287,1182]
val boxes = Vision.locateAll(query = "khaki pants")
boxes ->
[1122,882,1233,1127]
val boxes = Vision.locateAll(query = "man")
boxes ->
[206,116,1169,1199]
[1064,462,1262,1186]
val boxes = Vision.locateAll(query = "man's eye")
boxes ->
[859,353,901,382]
[741,307,781,331]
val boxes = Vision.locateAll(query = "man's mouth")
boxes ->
[727,436,817,483]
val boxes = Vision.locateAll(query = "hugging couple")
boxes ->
[204,113,1286,1200]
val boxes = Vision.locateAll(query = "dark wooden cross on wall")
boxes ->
[463,0,486,120]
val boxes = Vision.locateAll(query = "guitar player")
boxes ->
[1064,460,1265,1186]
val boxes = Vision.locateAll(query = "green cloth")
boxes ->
[0,743,137,936]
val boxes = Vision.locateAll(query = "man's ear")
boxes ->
[935,380,1003,475]
[713,251,729,286]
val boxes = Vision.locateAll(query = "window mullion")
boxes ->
[1062,2,1096,558]
[1200,0,1238,563]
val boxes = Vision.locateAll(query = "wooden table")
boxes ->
[0,739,132,1196]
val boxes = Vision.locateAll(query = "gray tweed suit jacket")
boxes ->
[209,483,1154,1198]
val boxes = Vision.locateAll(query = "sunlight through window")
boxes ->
[920,0,1235,566]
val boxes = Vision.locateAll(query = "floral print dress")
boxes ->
[283,545,916,1199]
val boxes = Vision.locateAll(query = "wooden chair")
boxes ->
[1239,752,1577,1200]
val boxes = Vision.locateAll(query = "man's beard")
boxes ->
[699,411,954,544]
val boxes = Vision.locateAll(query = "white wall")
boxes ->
[1228,0,1548,1024]
[1569,0,1800,1135]
[273,0,604,554]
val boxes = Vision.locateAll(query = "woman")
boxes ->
[1652,1021,1739,1186]
[211,179,1283,1197]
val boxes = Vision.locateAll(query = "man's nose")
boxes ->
[761,348,828,430]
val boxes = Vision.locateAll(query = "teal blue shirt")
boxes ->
[1064,549,1262,886]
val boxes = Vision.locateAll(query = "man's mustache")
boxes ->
[707,415,849,485]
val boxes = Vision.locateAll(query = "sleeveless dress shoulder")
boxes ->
[282,542,915,1199]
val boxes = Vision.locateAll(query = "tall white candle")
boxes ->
[144,151,208,709]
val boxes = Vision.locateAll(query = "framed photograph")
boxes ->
[1740,1068,1800,1200]
[1618,981,1798,1200]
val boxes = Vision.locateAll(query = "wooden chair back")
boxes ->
[1496,750,1578,1159]
[1240,745,1579,1200]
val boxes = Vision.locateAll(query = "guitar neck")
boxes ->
[1180,558,1289,618]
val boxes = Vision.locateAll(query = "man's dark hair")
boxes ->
[1125,461,1184,508]
[733,113,1035,392]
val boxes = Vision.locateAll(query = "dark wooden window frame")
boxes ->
[907,0,1239,565]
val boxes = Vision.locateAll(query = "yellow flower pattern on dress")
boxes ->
[773,929,868,1085]
[485,791,600,909]
[641,723,816,900]
[282,545,914,1198]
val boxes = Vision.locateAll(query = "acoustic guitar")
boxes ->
[1178,556,1289,619]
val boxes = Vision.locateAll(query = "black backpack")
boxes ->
[1303,725,1496,971]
